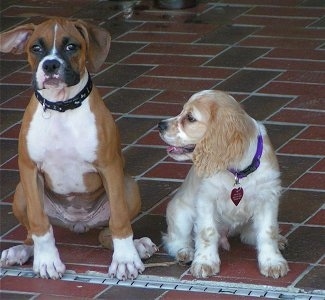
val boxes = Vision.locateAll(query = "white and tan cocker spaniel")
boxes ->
[158,90,289,279]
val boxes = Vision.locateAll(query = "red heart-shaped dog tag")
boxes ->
[231,187,244,206]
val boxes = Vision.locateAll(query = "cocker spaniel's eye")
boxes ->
[187,113,196,123]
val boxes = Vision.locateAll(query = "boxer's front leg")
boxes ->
[19,158,65,279]
[99,153,144,280]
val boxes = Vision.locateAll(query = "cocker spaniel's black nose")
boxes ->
[158,121,168,132]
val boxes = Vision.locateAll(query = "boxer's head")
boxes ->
[0,18,110,90]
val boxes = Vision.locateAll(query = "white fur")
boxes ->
[32,226,66,279]
[161,92,289,279]
[109,236,145,280]
[0,244,34,266]
[27,75,98,195]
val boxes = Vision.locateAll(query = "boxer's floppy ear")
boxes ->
[74,20,111,73]
[0,23,35,54]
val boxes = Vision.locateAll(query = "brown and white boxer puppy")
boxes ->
[0,18,157,280]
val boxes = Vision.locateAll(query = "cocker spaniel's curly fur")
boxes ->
[158,90,289,279]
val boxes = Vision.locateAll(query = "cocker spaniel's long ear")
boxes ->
[192,101,253,177]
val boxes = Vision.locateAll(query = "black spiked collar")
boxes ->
[35,73,93,113]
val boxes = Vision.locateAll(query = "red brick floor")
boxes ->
[1,0,324,299]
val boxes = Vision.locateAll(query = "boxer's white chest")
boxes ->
[27,100,98,194]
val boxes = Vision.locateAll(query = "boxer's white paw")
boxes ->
[32,227,66,279]
[109,236,145,280]
[134,237,158,259]
[0,244,34,266]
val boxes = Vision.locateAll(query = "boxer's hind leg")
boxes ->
[99,175,158,258]
[0,182,34,266]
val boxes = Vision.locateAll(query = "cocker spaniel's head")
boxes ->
[158,90,256,177]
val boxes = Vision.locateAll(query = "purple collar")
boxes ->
[229,134,263,180]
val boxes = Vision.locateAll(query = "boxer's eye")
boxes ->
[31,45,43,53]
[65,44,77,52]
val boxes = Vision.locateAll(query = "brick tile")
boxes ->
[93,65,153,87]
[122,53,209,66]
[286,95,325,110]
[234,15,315,27]
[279,190,324,223]
[307,209,325,226]
[117,32,199,43]
[1,156,18,170]
[36,294,72,300]
[1,71,31,85]
[296,266,325,291]
[284,226,325,263]
[311,159,325,172]
[132,102,182,117]
[117,117,159,145]
[99,285,164,300]
[151,194,173,215]
[1,276,106,298]
[222,0,303,5]
[266,48,325,61]
[269,109,325,125]
[138,179,180,212]
[0,203,19,236]
[277,155,319,187]
[73,1,123,20]
[3,6,75,18]
[292,173,325,190]
[147,66,234,79]
[132,214,166,246]
[187,5,250,25]
[249,6,323,18]
[182,258,308,288]
[140,253,187,278]
[241,95,292,121]
[131,102,182,117]
[258,27,325,39]
[127,76,218,91]
[0,170,19,200]
[216,69,280,93]
[206,47,269,68]
[144,162,192,179]
[103,88,158,114]
[58,244,110,266]
[0,139,18,165]
[137,130,166,146]
[240,36,322,49]
[297,126,325,140]
[151,90,194,104]
[279,140,325,156]
[0,85,30,103]
[250,58,325,71]
[0,95,31,109]
[264,124,304,150]
[123,146,167,176]
[141,43,226,56]
[277,71,325,84]
[106,41,146,63]
[136,22,216,34]
[0,61,28,79]
[197,25,259,45]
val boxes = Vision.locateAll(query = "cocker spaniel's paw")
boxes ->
[176,247,194,264]
[258,254,289,278]
[278,234,288,251]
[190,257,220,278]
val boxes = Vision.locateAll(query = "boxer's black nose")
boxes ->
[43,59,61,74]
[158,121,168,132]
